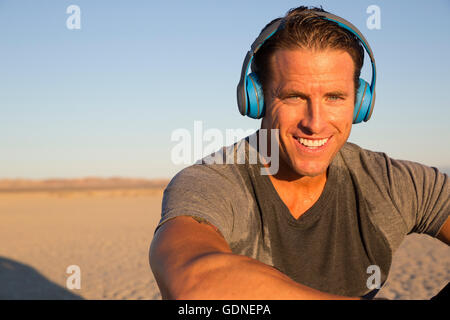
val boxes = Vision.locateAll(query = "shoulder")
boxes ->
[337,141,446,205]
[162,136,257,221]
[166,163,249,195]
[168,133,258,191]
[339,142,444,182]
[339,141,390,167]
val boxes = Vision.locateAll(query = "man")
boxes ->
[149,6,449,299]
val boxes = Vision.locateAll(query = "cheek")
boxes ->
[277,110,296,128]
[264,104,284,128]
[328,105,354,128]
[268,104,300,128]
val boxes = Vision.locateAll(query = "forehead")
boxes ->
[269,48,355,90]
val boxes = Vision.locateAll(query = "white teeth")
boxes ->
[298,137,328,147]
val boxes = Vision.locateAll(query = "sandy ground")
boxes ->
[0,190,448,300]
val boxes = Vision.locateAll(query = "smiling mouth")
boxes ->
[293,136,331,149]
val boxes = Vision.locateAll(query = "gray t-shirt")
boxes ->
[157,133,449,298]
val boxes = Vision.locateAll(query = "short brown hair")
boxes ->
[252,6,364,102]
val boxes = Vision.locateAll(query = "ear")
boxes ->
[246,73,265,119]
[353,78,372,124]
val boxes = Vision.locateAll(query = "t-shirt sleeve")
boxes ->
[386,157,449,237]
[155,164,234,243]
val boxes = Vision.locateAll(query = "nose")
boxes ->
[299,98,326,134]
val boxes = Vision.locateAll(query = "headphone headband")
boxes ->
[237,10,377,121]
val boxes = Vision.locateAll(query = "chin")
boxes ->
[281,156,328,178]
[285,142,342,178]
[293,164,328,178]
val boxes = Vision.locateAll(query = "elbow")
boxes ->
[149,240,175,300]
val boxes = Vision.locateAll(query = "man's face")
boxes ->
[262,48,355,178]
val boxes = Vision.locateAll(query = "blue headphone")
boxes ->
[237,11,377,124]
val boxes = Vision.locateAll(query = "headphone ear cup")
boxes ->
[353,78,373,124]
[246,73,265,119]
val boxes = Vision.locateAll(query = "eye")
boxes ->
[285,95,305,102]
[326,95,344,102]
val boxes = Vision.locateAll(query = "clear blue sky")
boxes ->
[1,0,449,179]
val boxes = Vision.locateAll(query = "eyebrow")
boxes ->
[324,91,349,98]
[278,89,349,99]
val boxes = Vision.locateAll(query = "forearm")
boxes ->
[174,252,360,300]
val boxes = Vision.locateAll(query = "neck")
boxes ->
[264,157,328,194]
[266,162,328,219]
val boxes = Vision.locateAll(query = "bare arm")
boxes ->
[149,216,360,300]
